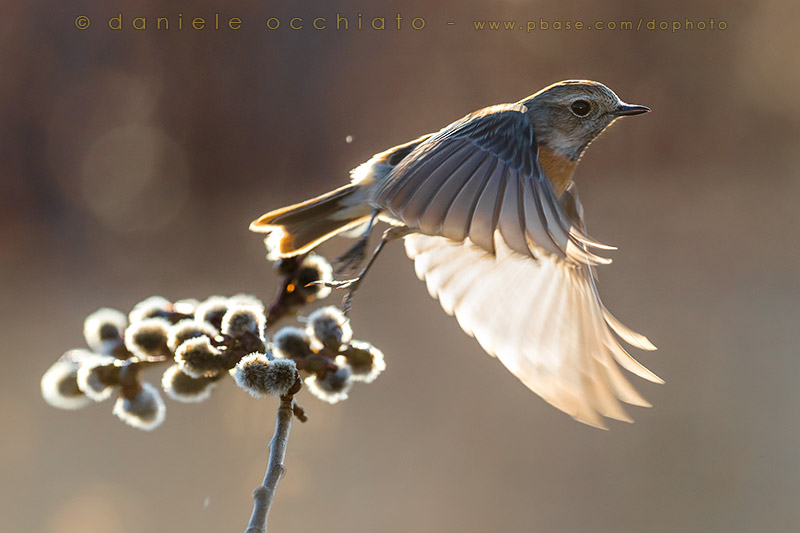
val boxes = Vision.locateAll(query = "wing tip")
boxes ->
[635,337,658,352]
[568,228,618,251]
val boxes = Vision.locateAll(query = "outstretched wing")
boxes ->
[374,103,613,265]
[404,182,660,428]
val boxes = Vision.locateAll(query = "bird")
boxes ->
[250,79,662,428]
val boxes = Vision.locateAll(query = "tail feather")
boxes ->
[250,184,372,258]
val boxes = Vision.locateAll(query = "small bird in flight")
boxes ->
[250,80,662,428]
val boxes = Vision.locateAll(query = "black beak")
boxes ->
[615,102,650,116]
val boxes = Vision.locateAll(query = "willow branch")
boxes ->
[244,395,295,533]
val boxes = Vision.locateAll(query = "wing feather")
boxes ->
[373,104,613,263]
[523,176,568,258]
[602,306,658,351]
[383,141,464,214]
[401,143,478,226]
[497,168,529,255]
[418,150,489,235]
[440,155,496,242]
[468,161,507,253]
[404,231,659,426]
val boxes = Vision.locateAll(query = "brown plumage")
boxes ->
[250,80,658,427]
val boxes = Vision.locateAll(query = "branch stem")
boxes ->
[244,395,295,533]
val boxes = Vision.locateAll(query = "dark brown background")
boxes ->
[3,0,799,531]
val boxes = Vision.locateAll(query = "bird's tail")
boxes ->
[249,184,373,259]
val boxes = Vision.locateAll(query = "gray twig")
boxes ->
[244,395,295,533]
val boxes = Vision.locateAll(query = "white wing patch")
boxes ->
[404,231,661,428]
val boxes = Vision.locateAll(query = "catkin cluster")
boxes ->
[41,253,386,429]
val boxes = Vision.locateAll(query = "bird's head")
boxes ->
[521,80,649,161]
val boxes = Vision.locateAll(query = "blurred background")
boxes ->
[3,0,800,531]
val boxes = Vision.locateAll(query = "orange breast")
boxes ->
[537,145,577,196]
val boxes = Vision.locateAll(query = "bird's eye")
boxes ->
[570,100,591,117]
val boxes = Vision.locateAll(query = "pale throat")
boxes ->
[537,144,578,196]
